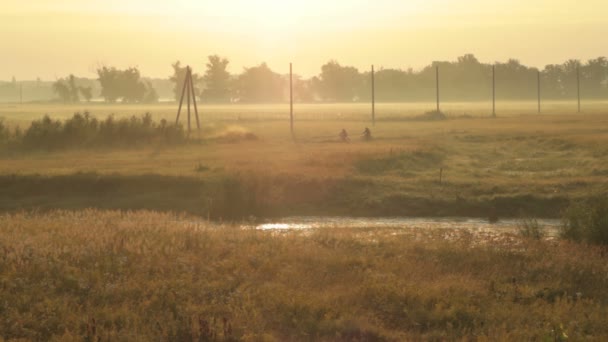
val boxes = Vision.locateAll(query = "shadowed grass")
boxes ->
[0,173,571,220]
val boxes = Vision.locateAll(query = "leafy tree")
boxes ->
[582,57,608,98]
[79,86,93,102]
[293,76,315,102]
[375,68,413,102]
[235,63,283,103]
[495,59,537,100]
[542,64,565,98]
[97,66,156,103]
[561,59,582,98]
[142,81,159,103]
[52,81,71,103]
[97,66,122,102]
[170,61,201,101]
[120,68,147,103]
[317,61,363,102]
[202,55,232,102]
[68,75,80,103]
[52,74,80,103]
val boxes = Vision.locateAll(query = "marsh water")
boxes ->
[255,216,561,237]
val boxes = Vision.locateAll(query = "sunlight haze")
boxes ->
[2,0,607,80]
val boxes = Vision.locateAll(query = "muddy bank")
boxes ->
[0,173,571,220]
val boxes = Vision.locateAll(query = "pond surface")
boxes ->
[256,216,561,237]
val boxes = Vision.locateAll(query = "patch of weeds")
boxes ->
[518,217,545,240]
[355,149,444,175]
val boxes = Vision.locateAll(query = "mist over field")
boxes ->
[2,1,608,341]
[2,54,608,104]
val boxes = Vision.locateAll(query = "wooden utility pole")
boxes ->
[290,63,294,136]
[175,66,201,135]
[492,65,496,117]
[175,69,189,125]
[187,70,191,133]
[371,65,375,126]
[190,69,200,131]
[20,84,23,105]
[436,66,440,113]
[577,66,581,113]
[537,70,541,114]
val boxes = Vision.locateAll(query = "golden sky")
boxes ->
[1,0,607,80]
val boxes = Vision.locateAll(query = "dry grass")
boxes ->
[0,210,607,341]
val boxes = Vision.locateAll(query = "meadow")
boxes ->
[1,102,608,219]
[2,102,608,340]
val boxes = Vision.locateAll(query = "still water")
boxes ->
[255,216,561,236]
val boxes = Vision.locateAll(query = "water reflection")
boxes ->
[256,216,561,236]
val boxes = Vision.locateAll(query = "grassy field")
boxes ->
[1,210,607,341]
[2,101,607,126]
[2,102,608,219]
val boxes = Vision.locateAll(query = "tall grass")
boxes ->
[561,195,608,245]
[1,210,607,340]
[518,217,545,239]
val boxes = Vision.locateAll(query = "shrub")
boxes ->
[561,196,608,245]
[22,115,64,149]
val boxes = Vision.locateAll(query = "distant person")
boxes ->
[362,127,372,141]
[339,129,350,142]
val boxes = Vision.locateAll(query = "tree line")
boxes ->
[45,54,608,103]
[53,68,159,104]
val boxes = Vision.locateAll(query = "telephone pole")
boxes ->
[290,63,294,136]
[492,65,496,117]
[436,66,440,113]
[537,70,541,114]
[371,65,376,126]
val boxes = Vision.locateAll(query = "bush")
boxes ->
[518,217,545,239]
[19,112,186,150]
[561,196,608,245]
[0,118,9,146]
